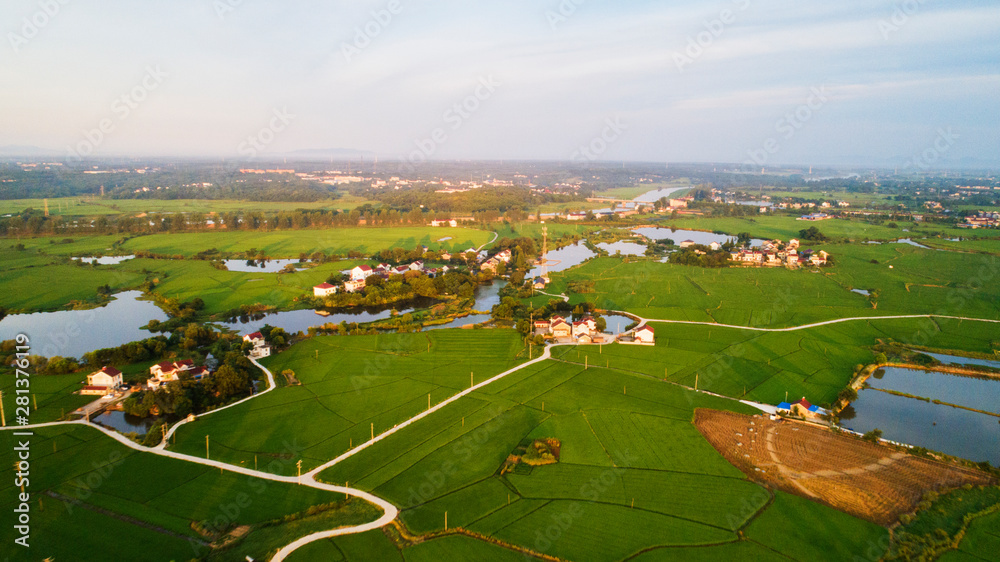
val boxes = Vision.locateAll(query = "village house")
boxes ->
[313,282,338,297]
[82,366,123,395]
[243,332,272,358]
[679,240,696,248]
[350,265,374,281]
[634,325,655,344]
[550,317,572,339]
[344,279,365,293]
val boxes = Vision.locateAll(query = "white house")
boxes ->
[243,332,271,358]
[679,240,695,248]
[350,265,374,281]
[86,366,123,389]
[344,279,365,293]
[313,282,338,297]
[635,325,655,344]
[709,241,722,251]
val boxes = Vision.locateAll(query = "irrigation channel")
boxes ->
[5,314,1000,559]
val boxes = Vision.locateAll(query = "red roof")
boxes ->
[795,398,813,409]
[100,366,122,376]
[358,265,373,271]
[638,325,655,333]
[156,360,174,370]
[246,331,263,339]
[314,282,334,289]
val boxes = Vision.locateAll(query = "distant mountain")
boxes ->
[283,148,377,161]
[0,145,63,157]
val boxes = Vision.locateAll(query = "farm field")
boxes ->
[116,226,493,257]
[550,316,998,406]
[657,214,1000,242]
[0,261,147,312]
[168,331,530,473]
[694,409,993,525]
[118,257,367,315]
[0,372,93,423]
[308,347,889,561]
[544,242,1000,327]
[0,424,380,562]
[0,195,380,216]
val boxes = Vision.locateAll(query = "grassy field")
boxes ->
[657,214,1000,242]
[168,331,530,473]
[116,227,492,257]
[118,257,366,315]
[300,333,888,561]
[542,243,1000,327]
[0,372,93,423]
[0,195,380,216]
[0,424,380,562]
[550,316,998,406]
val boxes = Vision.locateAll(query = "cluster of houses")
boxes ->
[729,239,829,267]
[314,261,452,296]
[146,360,210,390]
[959,211,999,229]
[532,315,655,345]
[797,212,832,221]
[80,359,213,396]
[479,249,512,273]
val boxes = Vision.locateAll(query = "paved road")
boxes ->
[626,313,1000,333]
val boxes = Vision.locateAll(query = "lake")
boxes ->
[528,243,597,278]
[843,367,1000,464]
[224,259,307,273]
[633,187,689,202]
[919,350,1000,370]
[0,291,168,358]
[220,283,503,335]
[596,241,647,256]
[633,227,766,247]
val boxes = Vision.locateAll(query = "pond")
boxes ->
[0,291,169,358]
[597,314,634,335]
[223,259,307,273]
[220,283,504,335]
[528,243,597,278]
[633,227,766,247]
[851,289,870,296]
[596,241,647,256]
[918,350,1000,370]
[92,410,166,436]
[892,238,931,249]
[842,367,1000,464]
[72,255,136,265]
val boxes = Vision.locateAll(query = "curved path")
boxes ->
[476,230,499,251]
[623,313,1000,333]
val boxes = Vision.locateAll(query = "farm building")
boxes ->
[634,325,655,344]
[243,332,272,358]
[350,265,374,281]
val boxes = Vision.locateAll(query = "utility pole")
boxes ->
[471,372,474,388]
[297,460,302,484]
[371,423,374,440]
[0,390,5,426]
[695,373,699,391]
[428,393,431,410]
[205,435,209,459]
[445,511,448,531]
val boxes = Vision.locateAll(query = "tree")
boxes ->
[837,387,858,403]
[798,226,827,241]
[862,428,883,442]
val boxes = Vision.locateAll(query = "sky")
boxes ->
[2,0,998,167]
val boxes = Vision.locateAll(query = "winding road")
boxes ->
[4,313,999,560]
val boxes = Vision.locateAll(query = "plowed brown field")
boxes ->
[694,409,994,525]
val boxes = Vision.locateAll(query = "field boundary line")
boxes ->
[627,313,1000,333]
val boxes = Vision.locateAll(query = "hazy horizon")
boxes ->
[4,1,999,168]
